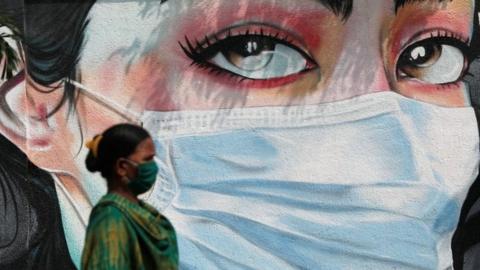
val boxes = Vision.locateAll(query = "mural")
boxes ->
[1,0,480,269]
[0,1,76,269]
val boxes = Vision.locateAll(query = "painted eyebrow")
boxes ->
[316,0,353,19]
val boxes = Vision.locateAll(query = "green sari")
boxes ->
[81,193,178,270]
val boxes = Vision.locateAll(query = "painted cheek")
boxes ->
[79,57,137,118]
[140,71,177,111]
[125,53,177,111]
[82,52,168,112]
[97,59,123,93]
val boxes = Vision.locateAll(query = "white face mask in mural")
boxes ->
[71,80,479,269]
[142,92,479,270]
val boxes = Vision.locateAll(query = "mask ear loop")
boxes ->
[64,79,143,126]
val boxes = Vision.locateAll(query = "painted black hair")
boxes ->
[24,0,95,119]
[85,123,150,180]
[0,135,75,268]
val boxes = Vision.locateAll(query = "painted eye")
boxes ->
[209,35,315,79]
[181,33,317,80]
[397,38,467,84]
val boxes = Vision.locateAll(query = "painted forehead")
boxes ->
[159,0,460,18]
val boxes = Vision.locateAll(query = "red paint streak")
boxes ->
[36,103,48,120]
[29,138,50,147]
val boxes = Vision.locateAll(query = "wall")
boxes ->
[1,0,480,269]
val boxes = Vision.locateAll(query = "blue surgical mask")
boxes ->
[143,91,479,270]
[69,80,480,269]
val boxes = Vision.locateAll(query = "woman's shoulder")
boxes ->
[89,200,126,226]
[88,193,139,229]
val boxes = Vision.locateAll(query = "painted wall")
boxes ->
[1,0,480,269]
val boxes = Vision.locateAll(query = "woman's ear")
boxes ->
[115,158,129,178]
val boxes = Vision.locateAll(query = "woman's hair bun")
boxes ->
[85,134,103,172]
[85,149,101,172]
[84,124,150,179]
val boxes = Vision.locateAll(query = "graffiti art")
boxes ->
[1,0,480,269]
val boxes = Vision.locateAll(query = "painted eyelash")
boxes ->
[428,29,469,44]
[180,28,294,58]
[178,28,312,81]
[401,29,473,61]
[423,29,474,61]
[179,36,246,81]
[402,30,471,60]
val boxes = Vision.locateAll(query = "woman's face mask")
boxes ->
[123,159,159,195]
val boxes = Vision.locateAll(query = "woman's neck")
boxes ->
[107,179,139,203]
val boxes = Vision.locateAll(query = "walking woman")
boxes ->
[81,123,178,270]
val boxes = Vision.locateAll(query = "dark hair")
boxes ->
[85,123,150,179]
[0,132,75,269]
[24,0,95,118]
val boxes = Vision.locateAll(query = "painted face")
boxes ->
[14,0,477,201]
[78,0,476,114]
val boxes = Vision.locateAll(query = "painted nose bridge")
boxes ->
[320,1,392,102]
[325,33,391,101]
[350,41,391,93]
